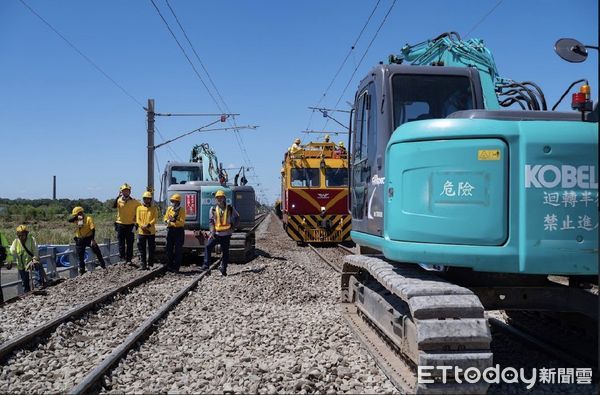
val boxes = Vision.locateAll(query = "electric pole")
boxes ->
[147,99,155,192]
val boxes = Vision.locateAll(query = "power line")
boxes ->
[18,0,144,109]
[465,0,504,37]
[159,0,269,202]
[148,0,224,112]
[332,0,398,112]
[155,126,183,161]
[165,0,230,113]
[307,0,382,131]
[151,0,269,203]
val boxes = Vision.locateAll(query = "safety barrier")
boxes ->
[0,238,121,301]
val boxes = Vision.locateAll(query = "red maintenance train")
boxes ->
[277,137,351,243]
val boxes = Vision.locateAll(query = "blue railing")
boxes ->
[1,238,121,301]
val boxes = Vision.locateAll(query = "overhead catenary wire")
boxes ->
[155,0,269,203]
[328,0,398,118]
[165,0,230,114]
[155,126,183,162]
[18,0,144,109]
[149,0,224,113]
[306,0,382,131]
[465,0,504,38]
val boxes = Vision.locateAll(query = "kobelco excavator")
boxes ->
[155,143,256,262]
[342,32,598,393]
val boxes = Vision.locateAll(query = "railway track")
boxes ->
[0,261,220,394]
[1,214,269,393]
[307,244,343,273]
[306,242,599,392]
[0,266,163,361]
[307,245,420,392]
[68,262,219,394]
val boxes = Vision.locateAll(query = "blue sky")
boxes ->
[0,0,597,204]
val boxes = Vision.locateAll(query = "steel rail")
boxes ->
[250,213,268,232]
[68,260,220,395]
[0,266,164,361]
[337,244,356,255]
[308,244,343,273]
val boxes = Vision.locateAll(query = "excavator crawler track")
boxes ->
[342,255,492,394]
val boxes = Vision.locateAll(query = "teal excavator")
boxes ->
[343,32,597,393]
[155,143,257,263]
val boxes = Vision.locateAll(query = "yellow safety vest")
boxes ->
[214,206,231,232]
[10,236,39,270]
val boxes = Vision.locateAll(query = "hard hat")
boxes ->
[120,183,132,191]
[170,193,181,202]
[325,134,330,141]
[16,225,28,233]
[215,190,226,198]
[338,141,345,147]
[142,191,153,199]
[71,206,84,216]
[294,138,301,144]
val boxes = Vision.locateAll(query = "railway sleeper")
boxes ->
[342,255,492,394]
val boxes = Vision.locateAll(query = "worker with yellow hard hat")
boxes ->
[164,193,186,273]
[9,224,46,292]
[112,183,141,265]
[289,137,302,154]
[68,206,106,275]
[0,229,13,303]
[136,190,159,270]
[203,189,239,276]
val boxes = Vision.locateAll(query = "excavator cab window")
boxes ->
[170,166,202,185]
[392,74,474,129]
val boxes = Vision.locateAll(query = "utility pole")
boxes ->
[147,99,155,192]
[52,175,56,200]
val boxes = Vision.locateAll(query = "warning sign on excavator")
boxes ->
[478,149,501,160]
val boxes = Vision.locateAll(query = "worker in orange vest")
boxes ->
[203,189,239,276]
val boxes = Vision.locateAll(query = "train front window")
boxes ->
[170,167,202,185]
[392,74,474,129]
[290,168,320,188]
[326,168,348,187]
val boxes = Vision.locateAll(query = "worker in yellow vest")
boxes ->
[112,183,140,265]
[10,225,46,292]
[163,193,186,273]
[136,191,158,270]
[203,189,239,276]
[68,207,107,275]
[0,230,13,303]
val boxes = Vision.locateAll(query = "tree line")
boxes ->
[0,198,113,221]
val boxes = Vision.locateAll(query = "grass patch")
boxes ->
[1,212,117,245]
